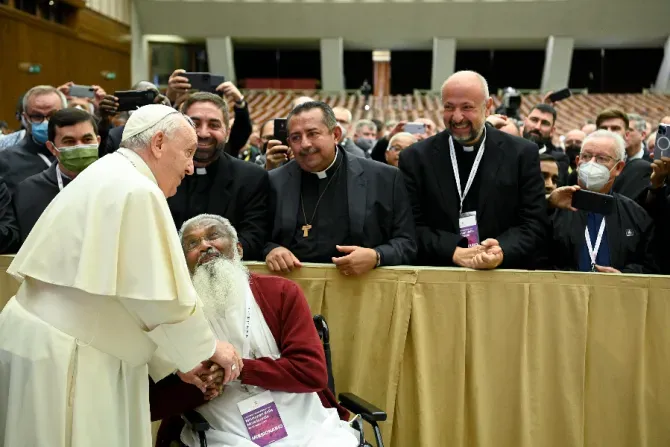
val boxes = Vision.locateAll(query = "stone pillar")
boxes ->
[372,50,391,97]
[206,37,237,84]
[540,36,574,93]
[320,38,344,91]
[653,36,670,93]
[130,0,149,85]
[431,37,456,91]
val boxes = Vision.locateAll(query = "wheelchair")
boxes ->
[181,314,387,447]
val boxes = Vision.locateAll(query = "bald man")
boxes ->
[332,106,366,158]
[385,132,417,167]
[399,70,547,269]
[660,116,670,125]
[582,123,596,135]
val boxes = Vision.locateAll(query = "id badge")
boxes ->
[459,211,480,247]
[237,390,288,446]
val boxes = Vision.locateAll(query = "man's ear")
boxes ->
[46,141,59,158]
[236,242,243,259]
[150,131,165,159]
[333,124,343,142]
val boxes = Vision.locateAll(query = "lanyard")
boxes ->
[37,153,52,168]
[448,131,486,215]
[242,288,253,359]
[585,217,606,271]
[56,166,65,191]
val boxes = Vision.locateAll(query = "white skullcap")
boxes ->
[122,104,179,141]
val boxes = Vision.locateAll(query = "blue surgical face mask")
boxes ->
[31,121,49,145]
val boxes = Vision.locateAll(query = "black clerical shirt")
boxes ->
[290,149,351,262]
[452,135,485,215]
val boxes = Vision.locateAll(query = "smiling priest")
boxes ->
[0,105,241,447]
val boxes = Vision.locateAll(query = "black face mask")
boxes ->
[565,145,581,165]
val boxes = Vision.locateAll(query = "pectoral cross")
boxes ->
[302,224,312,237]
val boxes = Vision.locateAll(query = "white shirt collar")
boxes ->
[311,147,339,179]
[628,147,644,160]
[196,167,207,175]
[538,145,547,154]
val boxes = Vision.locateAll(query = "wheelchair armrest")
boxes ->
[182,410,211,432]
[339,392,387,422]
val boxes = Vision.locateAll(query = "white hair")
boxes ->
[627,113,646,132]
[355,119,377,133]
[582,129,626,161]
[179,214,239,245]
[23,85,67,112]
[120,112,187,151]
[332,106,352,123]
[387,132,417,149]
[441,70,490,101]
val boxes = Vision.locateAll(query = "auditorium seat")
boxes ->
[242,91,670,136]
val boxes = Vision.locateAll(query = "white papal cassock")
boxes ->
[0,148,216,447]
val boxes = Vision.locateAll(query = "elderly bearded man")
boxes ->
[152,214,359,447]
[0,105,240,447]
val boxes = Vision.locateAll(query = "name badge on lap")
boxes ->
[459,211,479,247]
[237,390,288,446]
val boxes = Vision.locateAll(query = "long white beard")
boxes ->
[192,254,250,323]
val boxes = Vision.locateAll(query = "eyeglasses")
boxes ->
[387,145,405,152]
[580,152,619,165]
[25,113,56,124]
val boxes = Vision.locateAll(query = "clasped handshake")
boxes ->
[177,341,244,400]
[452,238,504,269]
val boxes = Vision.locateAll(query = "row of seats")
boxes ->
[244,91,670,135]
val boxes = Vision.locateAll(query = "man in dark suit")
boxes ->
[264,101,416,276]
[522,103,570,186]
[14,108,100,242]
[165,92,269,261]
[596,108,653,206]
[0,178,20,254]
[546,130,656,273]
[0,85,66,192]
[399,70,547,269]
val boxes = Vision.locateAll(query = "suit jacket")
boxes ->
[265,149,416,266]
[150,273,348,446]
[644,185,670,274]
[0,135,54,192]
[167,153,269,261]
[613,158,652,206]
[99,125,123,157]
[548,193,656,274]
[399,128,548,268]
[341,138,367,158]
[14,163,72,242]
[0,177,20,254]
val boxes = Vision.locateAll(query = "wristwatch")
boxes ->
[374,249,381,268]
[234,96,246,108]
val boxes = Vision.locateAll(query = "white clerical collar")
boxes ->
[538,145,547,154]
[311,147,339,179]
[196,167,207,175]
[628,147,644,161]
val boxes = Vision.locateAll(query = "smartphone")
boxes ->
[183,72,225,93]
[273,118,288,146]
[572,189,615,215]
[654,123,670,160]
[114,89,157,112]
[404,122,426,135]
[69,85,95,98]
[548,88,571,103]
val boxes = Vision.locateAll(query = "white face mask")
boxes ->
[578,160,614,191]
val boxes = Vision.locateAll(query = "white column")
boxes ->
[653,36,670,93]
[206,37,237,84]
[130,0,149,85]
[540,36,574,93]
[320,38,344,92]
[431,37,456,92]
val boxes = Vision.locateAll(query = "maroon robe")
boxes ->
[150,273,348,446]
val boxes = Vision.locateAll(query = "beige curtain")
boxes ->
[1,257,669,447]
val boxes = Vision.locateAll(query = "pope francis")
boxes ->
[0,105,240,446]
